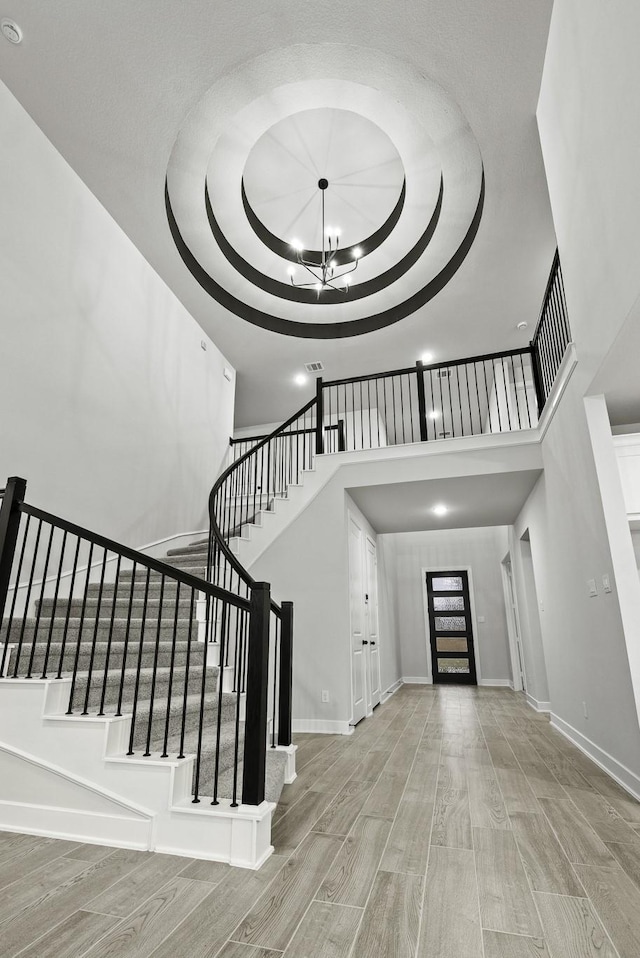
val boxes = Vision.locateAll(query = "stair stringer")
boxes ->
[0,677,274,869]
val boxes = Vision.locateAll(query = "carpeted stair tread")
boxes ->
[69,663,220,712]
[3,618,199,645]
[5,639,204,675]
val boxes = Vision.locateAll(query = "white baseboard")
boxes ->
[550,712,640,802]
[527,693,551,713]
[292,719,354,736]
[380,679,403,703]
[479,679,512,687]
[402,676,432,685]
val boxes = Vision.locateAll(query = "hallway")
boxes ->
[1,686,640,956]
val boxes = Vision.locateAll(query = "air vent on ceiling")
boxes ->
[304,361,324,373]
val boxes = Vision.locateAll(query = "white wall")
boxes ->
[0,79,234,548]
[538,0,640,383]
[537,0,640,375]
[614,434,640,517]
[512,532,550,706]
[385,527,513,685]
[377,535,402,695]
[532,0,640,789]
[249,475,402,730]
[513,376,640,785]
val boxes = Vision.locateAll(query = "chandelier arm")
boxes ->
[291,279,329,289]
[298,262,324,283]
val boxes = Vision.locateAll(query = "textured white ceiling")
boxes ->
[347,470,543,534]
[0,0,555,426]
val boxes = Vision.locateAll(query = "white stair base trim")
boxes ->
[550,712,640,802]
[526,693,551,713]
[292,719,354,735]
[381,679,403,703]
[478,679,512,687]
[0,678,274,868]
[272,744,297,784]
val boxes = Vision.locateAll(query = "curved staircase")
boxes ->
[3,534,287,804]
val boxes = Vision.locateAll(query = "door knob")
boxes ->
[371,641,376,646]
[362,640,369,645]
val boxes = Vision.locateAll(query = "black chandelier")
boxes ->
[288,178,361,295]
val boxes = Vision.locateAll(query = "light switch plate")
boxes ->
[588,578,598,597]
[477,616,485,623]
[603,574,612,593]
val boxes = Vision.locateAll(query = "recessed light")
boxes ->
[294,373,308,386]
[432,504,448,517]
[1,19,22,44]
[421,351,434,364]
[428,410,440,420]
[291,239,303,252]
[353,247,362,259]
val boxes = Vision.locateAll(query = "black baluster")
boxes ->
[126,566,151,752]
[98,554,121,715]
[242,582,270,806]
[278,601,293,747]
[178,590,196,760]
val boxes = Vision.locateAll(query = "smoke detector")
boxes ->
[304,361,324,373]
[1,20,22,44]
[516,321,528,331]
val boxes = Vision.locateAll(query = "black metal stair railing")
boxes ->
[0,476,273,808]
[316,348,539,453]
[530,250,572,408]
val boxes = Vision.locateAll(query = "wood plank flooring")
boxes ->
[2,686,640,956]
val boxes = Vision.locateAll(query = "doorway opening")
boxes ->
[502,553,526,692]
[425,570,477,685]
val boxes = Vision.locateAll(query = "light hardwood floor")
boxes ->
[2,686,640,957]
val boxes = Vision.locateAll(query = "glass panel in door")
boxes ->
[426,570,477,685]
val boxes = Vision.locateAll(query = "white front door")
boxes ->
[348,514,367,725]
[365,535,381,709]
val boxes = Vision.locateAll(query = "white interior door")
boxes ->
[365,535,381,709]
[348,514,367,725]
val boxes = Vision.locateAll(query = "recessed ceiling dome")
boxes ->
[166,43,484,338]
[242,108,405,252]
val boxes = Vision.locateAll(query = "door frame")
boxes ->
[347,510,367,726]
[364,533,381,712]
[501,551,526,692]
[421,565,481,685]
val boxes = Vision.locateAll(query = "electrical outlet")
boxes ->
[200,340,207,351]
[321,690,329,703]
[477,615,485,623]
[583,701,588,719]
[603,574,612,593]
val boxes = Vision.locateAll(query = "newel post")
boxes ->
[415,361,429,442]
[278,601,294,747]
[0,477,27,623]
[315,377,324,456]
[242,581,271,806]
[529,342,546,417]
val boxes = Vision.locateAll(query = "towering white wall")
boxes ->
[527,0,640,789]
[538,0,640,379]
[514,377,640,786]
[385,527,513,685]
[0,80,234,547]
